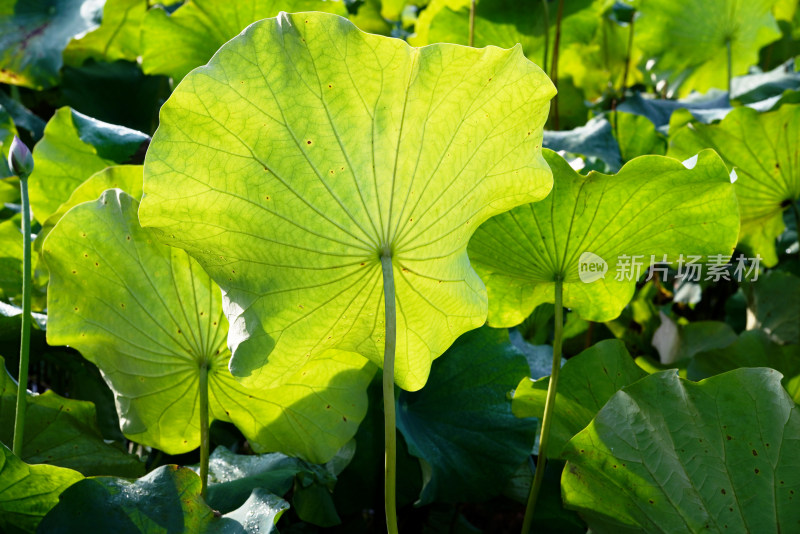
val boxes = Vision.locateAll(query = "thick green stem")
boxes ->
[12,177,32,456]
[381,253,398,534]
[199,362,210,500]
[469,0,476,47]
[521,279,564,534]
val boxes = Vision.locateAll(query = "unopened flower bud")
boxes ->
[8,136,33,178]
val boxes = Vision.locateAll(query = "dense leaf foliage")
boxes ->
[0,0,798,532]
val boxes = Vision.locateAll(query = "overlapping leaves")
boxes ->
[44,190,372,461]
[139,11,555,391]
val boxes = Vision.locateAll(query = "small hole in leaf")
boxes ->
[752,449,758,456]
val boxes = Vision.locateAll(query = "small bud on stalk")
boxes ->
[8,136,33,178]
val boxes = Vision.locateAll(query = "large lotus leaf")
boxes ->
[687,329,800,402]
[44,190,372,461]
[561,368,800,533]
[0,442,83,534]
[0,356,143,477]
[38,465,289,534]
[512,339,646,459]
[468,149,739,326]
[141,0,348,81]
[635,0,782,97]
[395,326,537,505]
[743,270,800,345]
[28,107,149,223]
[0,0,102,89]
[63,0,146,66]
[668,104,800,267]
[139,12,555,391]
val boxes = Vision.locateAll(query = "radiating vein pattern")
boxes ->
[669,104,800,267]
[44,190,371,462]
[469,150,739,326]
[140,12,555,391]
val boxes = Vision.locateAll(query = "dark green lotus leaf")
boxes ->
[64,0,146,66]
[512,339,646,459]
[688,329,800,402]
[0,356,143,477]
[0,0,101,89]
[652,319,737,365]
[669,104,800,267]
[469,149,739,326]
[0,442,83,534]
[60,60,168,134]
[28,107,149,223]
[636,0,782,97]
[38,465,289,534]
[732,58,800,106]
[743,270,800,345]
[141,0,348,81]
[139,12,555,392]
[45,191,372,461]
[396,326,536,504]
[202,445,304,514]
[562,368,800,533]
[543,116,622,172]
[617,90,732,132]
[0,92,46,141]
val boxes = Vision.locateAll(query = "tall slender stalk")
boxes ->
[198,362,210,499]
[469,0,476,47]
[726,38,733,98]
[381,252,398,534]
[549,0,565,130]
[9,137,33,457]
[792,201,800,263]
[621,15,635,99]
[12,177,32,456]
[541,0,550,74]
[521,278,564,534]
